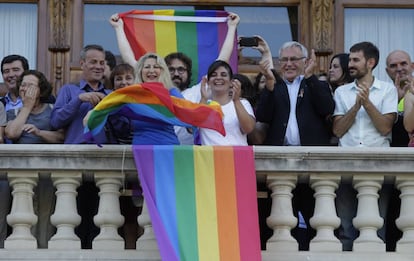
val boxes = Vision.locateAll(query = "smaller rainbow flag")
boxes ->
[133,145,261,261]
[84,82,225,143]
[119,10,238,86]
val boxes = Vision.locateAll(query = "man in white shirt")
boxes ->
[333,41,398,147]
[333,41,398,251]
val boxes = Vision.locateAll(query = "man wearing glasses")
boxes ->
[256,41,335,250]
[256,41,334,146]
[165,52,192,92]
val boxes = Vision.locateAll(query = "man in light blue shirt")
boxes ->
[333,41,397,147]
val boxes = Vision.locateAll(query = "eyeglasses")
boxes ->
[279,57,306,64]
[168,66,187,74]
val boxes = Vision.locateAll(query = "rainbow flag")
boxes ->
[119,10,238,86]
[133,145,261,261]
[84,82,225,143]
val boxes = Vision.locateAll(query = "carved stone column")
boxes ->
[137,202,159,252]
[5,172,38,249]
[48,172,81,249]
[395,177,414,253]
[266,175,298,252]
[309,175,341,251]
[352,177,385,252]
[92,175,124,249]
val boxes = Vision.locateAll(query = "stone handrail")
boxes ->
[0,145,413,260]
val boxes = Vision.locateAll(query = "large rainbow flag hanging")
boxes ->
[84,82,225,143]
[119,10,238,86]
[133,145,261,261]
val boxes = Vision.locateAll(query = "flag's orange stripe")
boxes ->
[214,146,241,260]
[131,11,156,54]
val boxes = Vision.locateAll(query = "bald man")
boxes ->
[385,50,414,146]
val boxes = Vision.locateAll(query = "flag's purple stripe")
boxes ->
[153,145,179,256]
[133,145,179,261]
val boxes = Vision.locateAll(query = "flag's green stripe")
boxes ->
[174,146,199,260]
[175,10,199,86]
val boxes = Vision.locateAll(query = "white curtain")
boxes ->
[344,8,414,84]
[0,3,37,82]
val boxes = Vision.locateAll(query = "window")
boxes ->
[84,4,297,60]
[84,4,193,56]
[344,8,414,83]
[0,3,37,82]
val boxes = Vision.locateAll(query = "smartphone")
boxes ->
[239,37,258,47]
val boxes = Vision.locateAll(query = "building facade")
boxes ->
[0,0,413,94]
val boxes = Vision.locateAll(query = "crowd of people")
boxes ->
[0,11,413,250]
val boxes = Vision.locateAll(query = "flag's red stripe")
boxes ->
[234,146,262,261]
[120,10,156,59]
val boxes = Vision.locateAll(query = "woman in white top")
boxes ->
[200,60,255,145]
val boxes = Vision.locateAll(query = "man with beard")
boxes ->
[164,52,192,91]
[333,42,398,251]
[333,41,397,147]
[385,50,414,146]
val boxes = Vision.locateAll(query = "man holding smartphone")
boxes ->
[255,40,335,250]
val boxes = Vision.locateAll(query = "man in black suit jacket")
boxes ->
[256,41,334,146]
[255,41,335,250]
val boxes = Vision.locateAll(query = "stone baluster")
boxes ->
[92,175,124,249]
[309,175,341,251]
[352,177,385,252]
[395,177,414,253]
[265,175,298,251]
[4,172,38,249]
[48,172,81,249]
[137,201,159,252]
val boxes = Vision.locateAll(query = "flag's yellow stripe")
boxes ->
[194,146,220,261]
[154,10,177,57]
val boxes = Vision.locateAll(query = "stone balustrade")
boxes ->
[0,144,413,260]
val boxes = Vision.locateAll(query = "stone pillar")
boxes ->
[309,175,341,251]
[5,173,38,249]
[48,172,81,249]
[352,177,385,252]
[92,176,124,249]
[395,178,414,253]
[137,201,159,251]
[266,175,298,251]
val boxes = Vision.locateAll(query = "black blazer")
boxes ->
[256,75,335,146]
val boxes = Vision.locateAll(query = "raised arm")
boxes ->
[256,35,276,91]
[109,13,138,68]
[216,12,240,62]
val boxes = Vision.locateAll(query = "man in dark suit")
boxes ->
[255,41,335,250]
[256,41,334,146]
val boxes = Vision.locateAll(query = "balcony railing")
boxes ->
[0,144,413,260]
